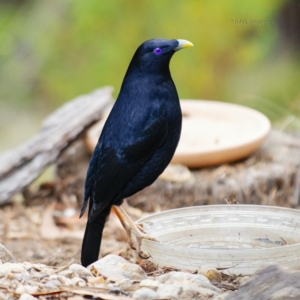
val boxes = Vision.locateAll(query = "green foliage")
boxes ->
[0,0,299,151]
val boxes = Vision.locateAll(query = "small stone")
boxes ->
[199,265,222,283]
[21,273,31,281]
[214,291,233,299]
[157,284,182,298]
[133,287,159,299]
[157,271,220,292]
[205,269,222,283]
[13,273,22,281]
[19,293,38,300]
[5,273,14,280]
[101,270,126,281]
[89,255,147,281]
[0,263,27,277]
[179,288,206,299]
[52,275,72,286]
[66,297,83,300]
[58,269,75,278]
[139,279,160,289]
[109,286,123,294]
[44,279,61,290]
[87,276,105,285]
[71,277,86,287]
[16,285,38,294]
[235,275,250,286]
[181,286,219,298]
[69,263,93,277]
[0,243,16,263]
[0,291,6,300]
[116,278,133,291]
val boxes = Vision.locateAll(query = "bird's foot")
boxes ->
[112,205,156,259]
[129,230,156,259]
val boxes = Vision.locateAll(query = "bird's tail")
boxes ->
[81,205,111,267]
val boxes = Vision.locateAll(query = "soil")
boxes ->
[0,198,143,267]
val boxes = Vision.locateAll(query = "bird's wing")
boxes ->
[81,107,168,222]
[79,149,99,217]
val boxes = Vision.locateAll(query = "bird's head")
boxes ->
[129,38,193,74]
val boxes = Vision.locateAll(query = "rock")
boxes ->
[19,294,38,300]
[0,263,27,277]
[157,284,182,298]
[108,286,124,294]
[214,291,233,299]
[0,257,232,299]
[13,273,30,281]
[0,243,16,263]
[69,263,93,277]
[133,287,159,299]
[5,273,14,280]
[116,278,133,290]
[58,269,75,278]
[199,265,222,283]
[71,277,86,287]
[49,274,72,286]
[140,279,160,289]
[180,287,219,299]
[87,276,105,285]
[157,271,220,293]
[13,273,22,281]
[44,280,61,290]
[235,275,250,286]
[16,285,38,294]
[102,270,126,281]
[88,255,147,281]
[227,265,300,300]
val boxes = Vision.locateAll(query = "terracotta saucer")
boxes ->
[171,100,271,167]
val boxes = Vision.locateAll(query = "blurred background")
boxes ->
[0,0,300,152]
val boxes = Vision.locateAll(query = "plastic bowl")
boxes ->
[137,205,300,275]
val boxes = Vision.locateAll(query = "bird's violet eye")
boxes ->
[153,48,162,55]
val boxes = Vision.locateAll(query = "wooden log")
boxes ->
[54,127,300,212]
[129,130,300,211]
[0,87,113,204]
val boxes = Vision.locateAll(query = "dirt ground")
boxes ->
[0,199,144,266]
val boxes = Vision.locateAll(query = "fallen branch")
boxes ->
[0,87,113,204]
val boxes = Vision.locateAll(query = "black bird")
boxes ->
[80,38,193,267]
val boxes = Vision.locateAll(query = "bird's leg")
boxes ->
[111,205,156,258]
[111,205,136,250]
[118,205,147,233]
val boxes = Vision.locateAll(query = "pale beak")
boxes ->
[174,39,194,51]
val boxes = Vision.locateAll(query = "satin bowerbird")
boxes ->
[80,38,193,267]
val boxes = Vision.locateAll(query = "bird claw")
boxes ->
[128,232,156,259]
[138,250,151,259]
[128,240,137,250]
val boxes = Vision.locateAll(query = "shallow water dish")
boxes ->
[171,100,271,167]
[137,205,300,275]
[85,100,271,168]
